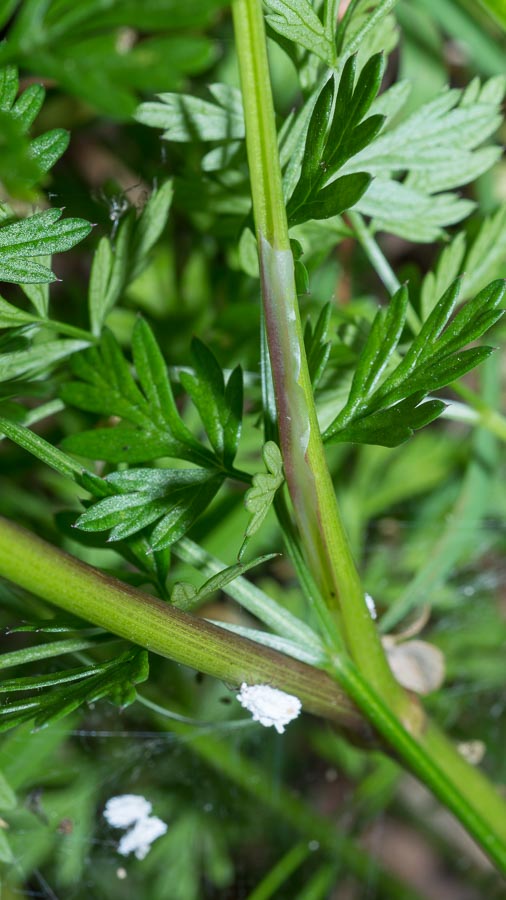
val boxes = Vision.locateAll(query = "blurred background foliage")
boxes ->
[0,0,505,897]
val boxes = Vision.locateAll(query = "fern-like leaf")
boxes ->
[323,279,505,447]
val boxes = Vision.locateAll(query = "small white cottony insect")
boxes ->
[104,794,167,860]
[365,592,377,619]
[237,683,302,733]
[104,794,152,829]
[117,815,168,860]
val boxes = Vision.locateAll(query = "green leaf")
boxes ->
[0,415,84,478]
[61,326,212,467]
[11,82,45,130]
[323,279,505,446]
[239,442,284,560]
[131,317,195,446]
[20,263,50,317]
[62,425,182,465]
[337,0,400,65]
[304,302,332,388]
[149,474,224,550]
[357,179,475,242]
[336,396,446,447]
[0,65,69,194]
[462,204,506,298]
[0,768,16,810]
[131,179,174,277]
[88,181,173,333]
[180,338,243,465]
[75,467,225,548]
[136,84,244,142]
[37,0,225,35]
[29,128,69,172]
[0,294,39,327]
[0,647,149,733]
[0,3,223,119]
[0,338,89,382]
[0,829,13,863]
[88,236,113,336]
[287,54,385,225]
[264,0,333,66]
[420,232,466,320]
[0,64,18,110]
[347,75,505,240]
[0,208,92,283]
[293,172,371,226]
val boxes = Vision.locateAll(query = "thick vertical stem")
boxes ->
[232,0,407,711]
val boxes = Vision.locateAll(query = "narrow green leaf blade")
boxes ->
[88,236,113,335]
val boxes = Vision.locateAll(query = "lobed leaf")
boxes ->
[347,75,505,240]
[239,442,284,560]
[136,85,244,142]
[75,466,225,548]
[180,338,243,465]
[324,279,505,447]
[131,316,195,446]
[0,64,69,194]
[61,325,240,470]
[265,0,332,65]
[286,54,385,226]
[0,209,92,283]
[149,474,224,550]
[0,648,149,733]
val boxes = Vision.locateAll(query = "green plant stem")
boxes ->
[0,515,362,731]
[328,654,506,871]
[348,210,422,331]
[231,3,506,871]
[451,378,506,442]
[232,0,407,714]
[246,843,311,900]
[42,319,95,342]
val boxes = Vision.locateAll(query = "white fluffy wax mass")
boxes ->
[237,683,302,733]
[104,794,167,860]
[117,815,168,860]
[103,794,152,829]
